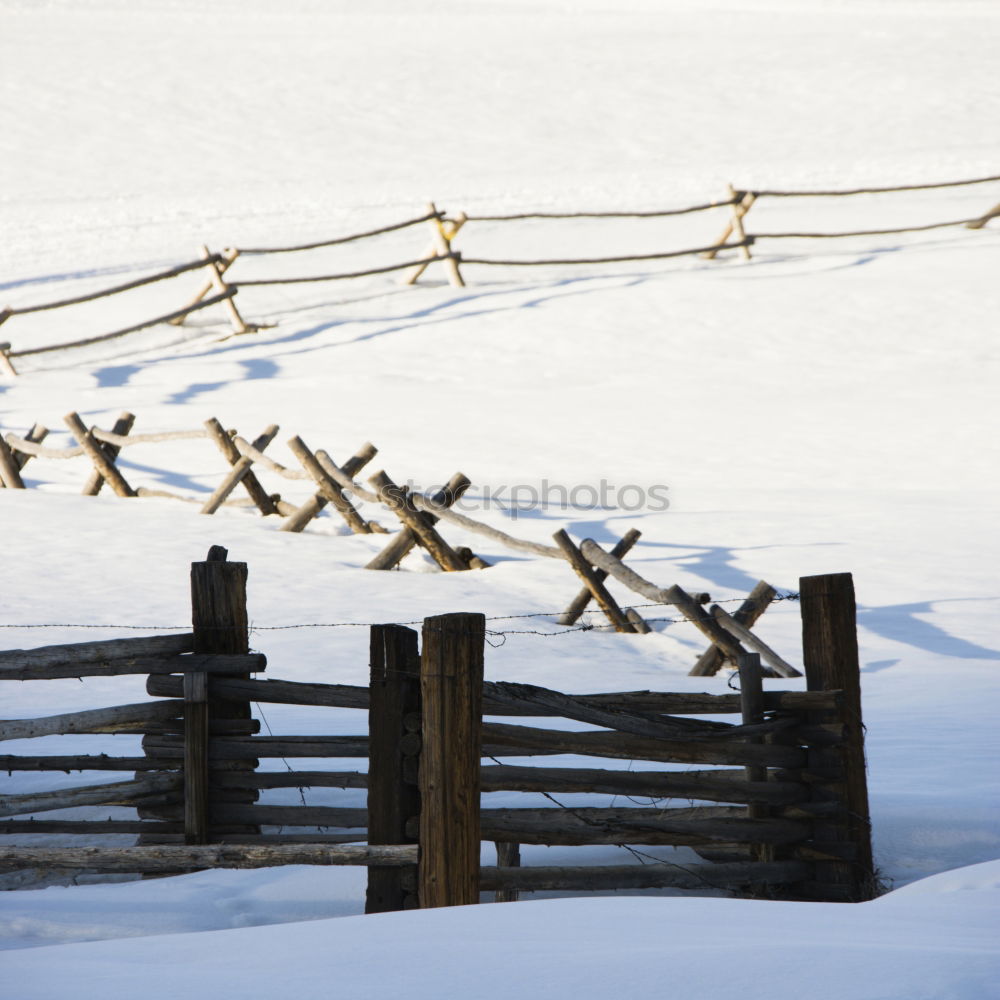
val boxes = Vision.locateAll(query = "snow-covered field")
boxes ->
[1,1,999,996]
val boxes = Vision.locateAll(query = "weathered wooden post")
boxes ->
[81,411,135,497]
[190,546,258,838]
[738,652,774,864]
[366,624,422,913]
[418,612,485,908]
[183,671,209,844]
[799,572,875,901]
[0,434,25,489]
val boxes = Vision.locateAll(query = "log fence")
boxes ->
[0,551,875,905]
[2,172,996,374]
[1,413,802,673]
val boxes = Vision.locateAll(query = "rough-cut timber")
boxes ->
[281,442,377,533]
[141,734,368,759]
[712,604,801,677]
[0,755,178,772]
[0,845,419,873]
[458,807,810,847]
[739,653,775,864]
[0,700,184,741]
[478,764,807,804]
[366,473,471,570]
[82,411,135,496]
[0,774,182,818]
[144,676,837,715]
[558,528,642,625]
[10,422,49,473]
[553,530,636,632]
[419,612,485,908]
[0,652,263,682]
[576,539,746,662]
[64,411,136,497]
[482,721,806,769]
[483,680,737,740]
[369,471,467,570]
[692,580,776,675]
[184,672,210,844]
[0,634,194,669]
[188,546,257,832]
[146,674,365,708]
[800,572,875,901]
[480,860,810,892]
[493,842,521,902]
[366,624,421,913]
[287,436,371,533]
[0,433,26,488]
[204,419,278,516]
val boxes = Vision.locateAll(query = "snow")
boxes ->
[4,862,1000,1000]
[1,0,999,995]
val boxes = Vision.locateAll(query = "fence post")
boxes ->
[366,624,422,913]
[0,338,16,378]
[799,572,875,901]
[82,411,135,496]
[190,545,258,838]
[418,612,485,908]
[0,434,25,489]
[183,672,209,844]
[738,652,774,865]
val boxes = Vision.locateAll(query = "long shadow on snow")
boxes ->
[857,599,1000,661]
[90,272,650,391]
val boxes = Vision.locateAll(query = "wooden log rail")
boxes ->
[234,210,444,255]
[6,290,238,362]
[139,718,838,768]
[0,774,182,819]
[577,538,801,677]
[5,257,225,316]
[145,671,839,715]
[464,197,741,221]
[0,844,419,874]
[232,256,456,287]
[460,239,754,268]
[750,172,1000,197]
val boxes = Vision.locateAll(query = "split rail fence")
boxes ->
[2,173,997,373]
[2,412,800,677]
[0,549,875,905]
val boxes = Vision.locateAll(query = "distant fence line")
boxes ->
[1,172,998,374]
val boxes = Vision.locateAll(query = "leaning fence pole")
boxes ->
[418,612,485,908]
[366,624,422,913]
[799,571,875,901]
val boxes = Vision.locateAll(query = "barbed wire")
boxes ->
[0,593,801,639]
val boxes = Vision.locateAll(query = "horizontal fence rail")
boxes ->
[0,553,874,907]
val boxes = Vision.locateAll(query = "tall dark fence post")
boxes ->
[183,672,209,844]
[738,652,774,865]
[190,545,258,838]
[799,572,875,901]
[366,624,421,913]
[418,612,485,908]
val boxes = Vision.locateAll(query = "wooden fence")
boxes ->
[2,173,997,373]
[2,412,800,676]
[0,550,875,905]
